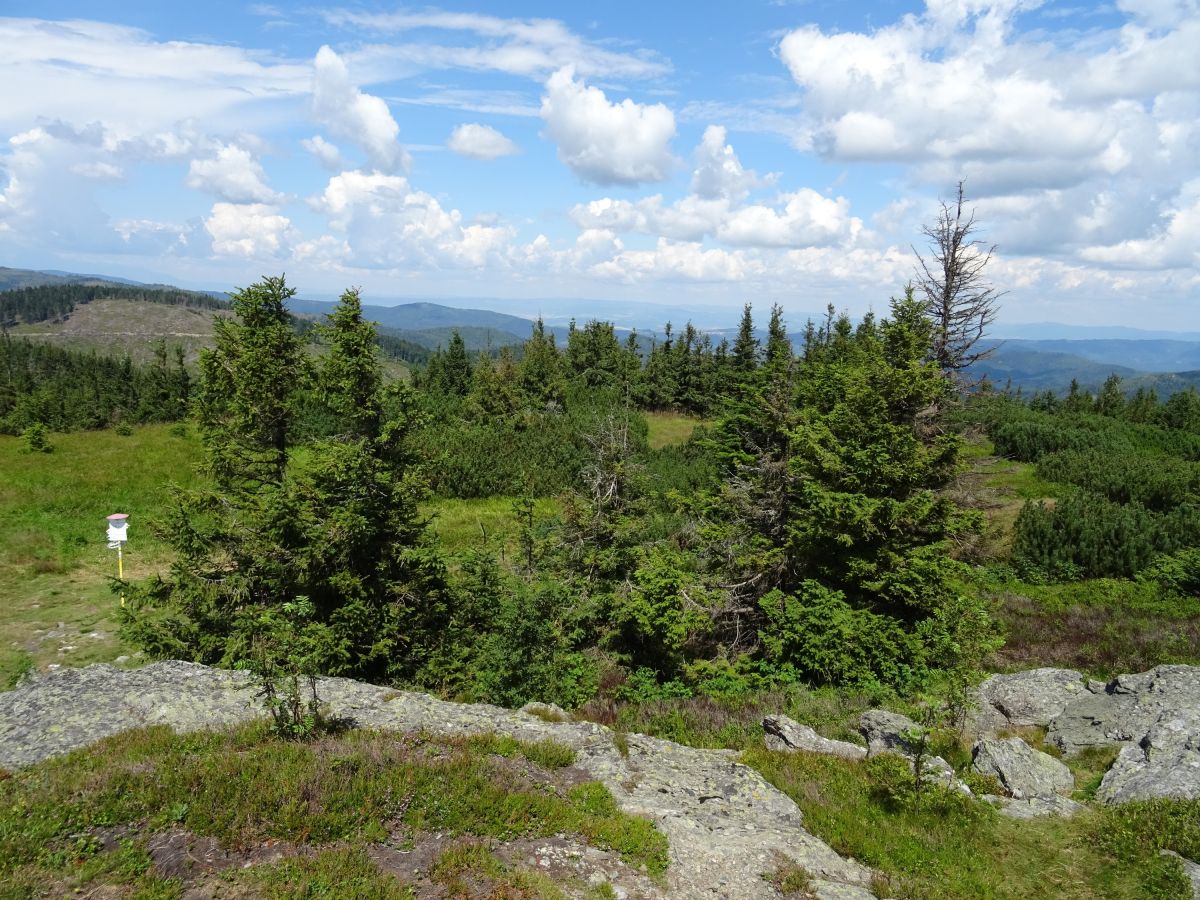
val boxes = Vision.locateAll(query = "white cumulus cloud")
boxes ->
[691,125,764,201]
[540,67,676,186]
[448,123,520,160]
[567,128,859,249]
[311,170,513,268]
[312,46,410,173]
[186,144,282,203]
[1082,181,1200,269]
[204,202,293,258]
[302,135,344,170]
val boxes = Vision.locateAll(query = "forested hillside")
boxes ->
[0,282,227,327]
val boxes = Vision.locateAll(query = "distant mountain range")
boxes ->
[7,264,1200,395]
[990,322,1200,341]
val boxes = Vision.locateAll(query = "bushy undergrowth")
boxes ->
[974,394,1200,580]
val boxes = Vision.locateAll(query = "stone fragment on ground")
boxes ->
[762,715,867,761]
[971,736,1074,800]
[0,662,879,900]
[982,794,1086,819]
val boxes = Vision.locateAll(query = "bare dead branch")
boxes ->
[913,181,1005,378]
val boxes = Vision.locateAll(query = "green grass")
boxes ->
[744,747,1196,900]
[423,495,561,559]
[643,411,703,450]
[0,427,557,684]
[956,435,1061,559]
[959,436,1059,500]
[243,847,415,899]
[427,841,566,898]
[0,424,205,686]
[0,722,667,898]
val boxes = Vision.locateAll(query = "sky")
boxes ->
[0,1,1198,328]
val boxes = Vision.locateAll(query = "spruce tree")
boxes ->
[520,318,565,407]
[731,303,759,379]
[120,278,445,683]
[196,274,306,489]
[441,330,473,397]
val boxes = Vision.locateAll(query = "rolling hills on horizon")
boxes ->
[7,265,1200,396]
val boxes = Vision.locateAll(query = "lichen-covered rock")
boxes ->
[1096,706,1200,804]
[1047,665,1200,756]
[975,668,1085,731]
[971,737,1073,800]
[763,715,867,761]
[857,709,967,794]
[0,662,879,900]
[859,709,921,756]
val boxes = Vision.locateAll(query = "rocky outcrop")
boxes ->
[1047,665,1200,757]
[859,709,921,756]
[976,667,1088,731]
[973,664,1200,805]
[971,737,1073,800]
[857,709,964,792]
[0,662,878,900]
[1096,706,1200,805]
[762,715,867,761]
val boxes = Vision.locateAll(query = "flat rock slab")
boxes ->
[1048,665,1200,757]
[763,715,867,761]
[972,737,1073,800]
[0,662,877,900]
[983,794,1086,819]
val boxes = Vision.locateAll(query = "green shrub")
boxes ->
[758,583,927,692]
[1013,491,1200,579]
[21,422,53,453]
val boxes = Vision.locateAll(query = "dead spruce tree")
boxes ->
[913,181,1003,376]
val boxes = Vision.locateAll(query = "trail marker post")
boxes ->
[106,513,129,606]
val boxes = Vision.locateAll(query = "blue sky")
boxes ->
[0,1,1197,327]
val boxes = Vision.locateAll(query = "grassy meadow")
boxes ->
[0,425,205,686]
[643,410,703,449]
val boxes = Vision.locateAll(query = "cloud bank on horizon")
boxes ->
[0,0,1197,326]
